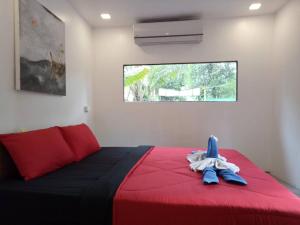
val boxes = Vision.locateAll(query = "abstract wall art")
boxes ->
[15,0,66,96]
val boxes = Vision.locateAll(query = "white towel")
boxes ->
[187,151,240,173]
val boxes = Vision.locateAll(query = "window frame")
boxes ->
[123,60,239,103]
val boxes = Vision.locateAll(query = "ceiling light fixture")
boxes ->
[249,3,262,11]
[101,13,111,20]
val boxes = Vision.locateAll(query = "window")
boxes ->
[124,61,237,102]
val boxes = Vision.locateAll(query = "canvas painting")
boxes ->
[15,0,66,96]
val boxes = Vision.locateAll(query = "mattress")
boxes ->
[114,147,300,225]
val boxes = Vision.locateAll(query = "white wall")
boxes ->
[0,0,94,133]
[272,0,300,188]
[92,16,275,170]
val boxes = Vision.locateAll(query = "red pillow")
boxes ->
[59,124,100,161]
[0,127,75,181]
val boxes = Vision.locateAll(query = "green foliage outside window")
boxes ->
[124,62,237,102]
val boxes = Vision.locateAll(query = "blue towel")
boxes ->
[207,136,218,158]
[218,169,247,185]
[201,135,247,185]
[202,167,219,184]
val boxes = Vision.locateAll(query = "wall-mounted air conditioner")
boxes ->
[133,20,203,46]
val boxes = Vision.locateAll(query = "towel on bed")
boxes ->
[187,136,247,185]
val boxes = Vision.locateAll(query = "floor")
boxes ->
[281,181,300,197]
[272,175,300,197]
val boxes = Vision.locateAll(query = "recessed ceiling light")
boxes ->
[249,3,262,11]
[100,13,111,20]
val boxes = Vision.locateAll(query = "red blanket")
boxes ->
[113,147,300,225]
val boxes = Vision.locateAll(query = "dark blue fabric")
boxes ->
[218,169,247,185]
[0,146,152,225]
[202,167,219,184]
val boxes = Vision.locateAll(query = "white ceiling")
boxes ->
[68,0,289,28]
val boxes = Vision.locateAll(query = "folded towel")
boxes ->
[187,153,240,173]
[187,135,247,185]
[218,169,247,185]
[203,167,219,184]
[187,151,226,163]
[207,135,218,158]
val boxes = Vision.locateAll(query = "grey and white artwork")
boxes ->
[16,0,66,95]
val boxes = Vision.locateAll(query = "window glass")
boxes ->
[124,61,237,102]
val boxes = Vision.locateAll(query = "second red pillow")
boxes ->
[59,124,100,161]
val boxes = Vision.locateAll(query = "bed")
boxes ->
[1,146,300,225]
[0,146,150,225]
[114,147,300,225]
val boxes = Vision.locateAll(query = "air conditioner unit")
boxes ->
[133,20,203,46]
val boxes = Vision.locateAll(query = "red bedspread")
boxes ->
[113,147,300,225]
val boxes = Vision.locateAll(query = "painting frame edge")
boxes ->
[14,0,21,91]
